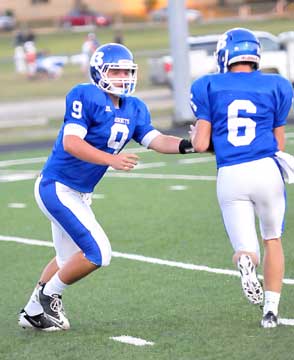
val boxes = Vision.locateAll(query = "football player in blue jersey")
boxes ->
[190,28,293,328]
[18,43,194,331]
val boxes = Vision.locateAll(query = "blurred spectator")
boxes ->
[14,45,26,74]
[81,32,99,73]
[14,27,36,47]
[23,41,37,79]
[14,30,26,47]
[113,29,124,45]
[36,52,68,79]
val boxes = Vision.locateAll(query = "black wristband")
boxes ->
[179,139,195,154]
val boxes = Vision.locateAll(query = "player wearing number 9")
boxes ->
[18,43,194,332]
[190,28,293,328]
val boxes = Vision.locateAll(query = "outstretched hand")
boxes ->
[109,153,139,171]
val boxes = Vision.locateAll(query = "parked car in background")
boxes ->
[148,31,294,87]
[0,13,16,31]
[59,10,112,28]
[150,7,202,23]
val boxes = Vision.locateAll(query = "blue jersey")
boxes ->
[42,84,156,192]
[190,71,293,168]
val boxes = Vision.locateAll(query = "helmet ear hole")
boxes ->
[89,43,138,96]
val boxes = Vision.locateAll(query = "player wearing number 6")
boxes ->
[18,43,194,332]
[190,28,293,328]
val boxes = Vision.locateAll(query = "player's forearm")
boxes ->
[63,135,113,166]
[148,134,183,153]
[191,119,212,152]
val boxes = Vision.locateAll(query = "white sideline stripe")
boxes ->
[0,170,216,183]
[1,234,294,285]
[178,156,215,164]
[106,173,216,181]
[110,335,154,346]
[2,235,294,328]
[108,162,167,171]
[134,161,166,170]
[279,318,294,326]
[0,157,47,167]
[8,203,27,208]
[0,173,37,182]
[0,152,214,169]
[0,149,148,168]
[123,147,151,154]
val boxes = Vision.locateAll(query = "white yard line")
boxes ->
[0,154,214,169]
[0,148,150,168]
[279,318,294,326]
[0,154,215,183]
[0,172,38,182]
[106,173,216,181]
[1,234,294,284]
[2,234,294,327]
[110,336,154,346]
[0,170,216,183]
[0,157,47,167]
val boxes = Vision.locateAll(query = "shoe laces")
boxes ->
[50,295,63,313]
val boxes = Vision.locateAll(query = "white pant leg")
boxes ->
[251,159,286,240]
[34,176,112,267]
[217,158,285,260]
[51,222,80,267]
[217,182,260,259]
[217,158,286,256]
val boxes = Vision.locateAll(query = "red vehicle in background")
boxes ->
[60,10,112,28]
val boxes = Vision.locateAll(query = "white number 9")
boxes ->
[71,100,82,119]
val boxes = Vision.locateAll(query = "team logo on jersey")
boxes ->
[105,105,112,112]
[114,117,130,125]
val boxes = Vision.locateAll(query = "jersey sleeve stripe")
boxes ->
[63,123,87,139]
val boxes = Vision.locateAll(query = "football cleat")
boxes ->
[18,309,62,332]
[237,254,263,305]
[261,311,278,328]
[38,286,70,330]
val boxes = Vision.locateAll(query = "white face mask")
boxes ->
[98,62,138,96]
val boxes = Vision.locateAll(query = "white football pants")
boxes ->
[34,175,112,268]
[217,157,286,263]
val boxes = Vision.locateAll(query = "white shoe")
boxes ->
[18,309,62,331]
[237,254,263,305]
[261,311,278,328]
[38,286,70,330]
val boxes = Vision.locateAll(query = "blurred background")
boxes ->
[0,0,293,149]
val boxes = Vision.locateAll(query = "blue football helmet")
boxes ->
[90,43,138,96]
[215,28,261,73]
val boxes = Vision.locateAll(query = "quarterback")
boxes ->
[18,43,194,331]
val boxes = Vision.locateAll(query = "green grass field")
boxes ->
[1,134,294,360]
[1,16,294,359]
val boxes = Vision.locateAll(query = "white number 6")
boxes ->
[227,100,256,146]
